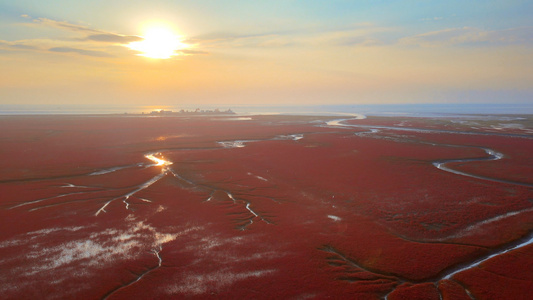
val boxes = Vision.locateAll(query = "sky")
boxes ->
[0,0,532,110]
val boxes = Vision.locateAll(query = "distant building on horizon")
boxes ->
[150,109,173,115]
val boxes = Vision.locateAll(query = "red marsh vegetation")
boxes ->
[0,114,531,299]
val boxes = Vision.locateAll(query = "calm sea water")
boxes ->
[0,103,531,116]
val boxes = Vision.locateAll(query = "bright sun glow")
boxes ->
[128,26,187,59]
[145,153,172,166]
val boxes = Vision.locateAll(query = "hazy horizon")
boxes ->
[1,103,532,116]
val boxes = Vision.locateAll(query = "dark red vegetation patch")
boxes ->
[452,245,533,300]
[387,282,440,300]
[438,279,472,300]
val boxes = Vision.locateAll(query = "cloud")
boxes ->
[0,17,134,58]
[181,31,293,51]
[184,31,280,46]
[9,16,204,59]
[178,49,209,55]
[310,24,393,48]
[9,44,39,50]
[32,18,144,45]
[0,39,116,58]
[0,40,39,51]
[185,24,391,50]
[32,17,100,34]
[86,33,142,44]
[400,27,467,46]
[400,26,533,47]
[489,27,533,44]
[49,47,113,57]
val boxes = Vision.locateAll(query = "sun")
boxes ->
[128,25,187,59]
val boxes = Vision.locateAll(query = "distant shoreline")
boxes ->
[1,112,532,119]
[0,103,532,116]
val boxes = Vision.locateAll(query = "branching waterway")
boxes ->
[95,153,172,216]
[326,116,533,298]
[327,118,533,188]
[7,131,300,229]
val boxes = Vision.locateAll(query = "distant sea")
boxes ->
[0,103,532,116]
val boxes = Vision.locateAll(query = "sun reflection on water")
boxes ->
[145,153,172,166]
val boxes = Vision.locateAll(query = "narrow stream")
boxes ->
[327,118,533,187]
[326,117,533,297]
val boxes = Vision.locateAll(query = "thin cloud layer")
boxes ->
[32,17,101,34]
[400,26,533,47]
[178,49,209,55]
[0,41,39,50]
[2,16,200,59]
[49,47,114,57]
[86,33,143,44]
[186,24,391,50]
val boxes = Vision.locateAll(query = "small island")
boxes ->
[145,108,235,116]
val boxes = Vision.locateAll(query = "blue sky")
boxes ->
[0,0,532,108]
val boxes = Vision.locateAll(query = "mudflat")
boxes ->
[1,114,532,299]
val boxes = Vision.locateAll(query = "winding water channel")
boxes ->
[327,117,533,298]
[327,117,533,188]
